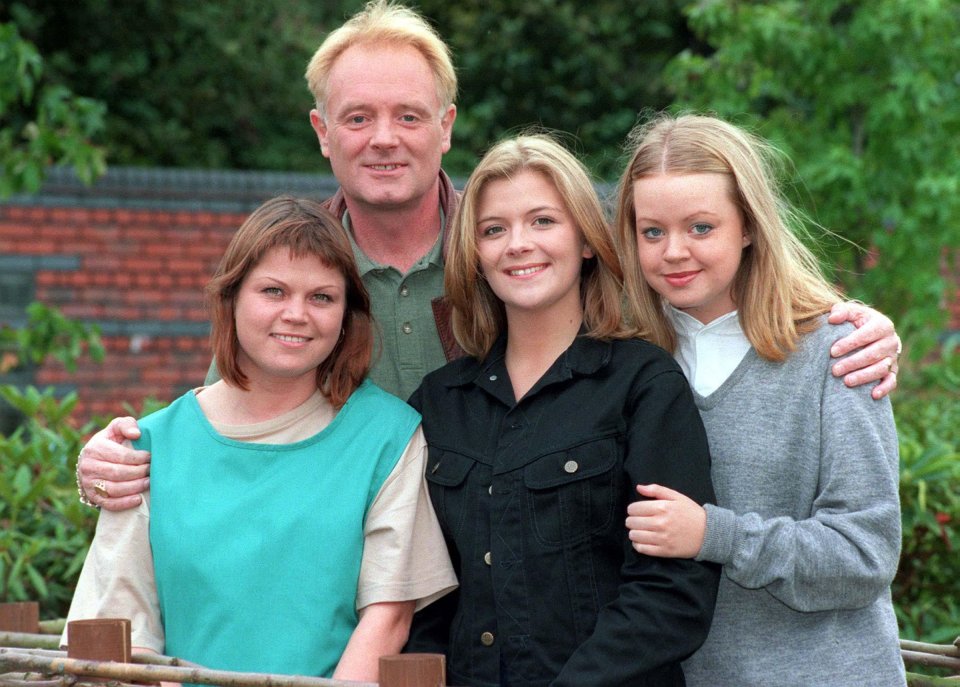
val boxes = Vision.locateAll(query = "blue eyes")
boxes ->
[640,224,714,239]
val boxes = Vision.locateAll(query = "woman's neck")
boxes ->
[198,377,320,425]
[504,306,583,402]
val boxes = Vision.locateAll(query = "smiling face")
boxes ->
[475,169,593,322]
[233,246,347,391]
[632,172,751,324]
[310,43,456,213]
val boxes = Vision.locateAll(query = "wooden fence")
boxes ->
[1,603,957,686]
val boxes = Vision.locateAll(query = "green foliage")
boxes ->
[421,0,686,177]
[4,0,690,178]
[0,20,105,198]
[0,302,105,374]
[0,386,98,617]
[0,304,106,617]
[663,0,960,350]
[0,303,161,618]
[893,338,960,644]
[5,0,333,173]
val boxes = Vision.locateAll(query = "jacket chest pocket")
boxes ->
[523,437,621,547]
[425,447,478,541]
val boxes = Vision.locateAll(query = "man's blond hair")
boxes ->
[305,0,456,118]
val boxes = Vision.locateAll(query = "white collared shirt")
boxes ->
[666,307,752,397]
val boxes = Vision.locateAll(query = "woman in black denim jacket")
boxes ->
[405,134,719,687]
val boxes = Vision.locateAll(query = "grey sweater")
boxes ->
[682,319,906,686]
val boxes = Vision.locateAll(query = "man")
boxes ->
[77,0,900,510]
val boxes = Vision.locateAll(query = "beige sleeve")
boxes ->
[61,494,164,653]
[356,425,458,612]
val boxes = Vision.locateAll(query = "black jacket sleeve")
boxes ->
[553,369,720,686]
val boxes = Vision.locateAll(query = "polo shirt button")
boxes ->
[488,485,493,495]
[402,322,413,334]
[489,374,497,381]
[480,631,495,646]
[484,551,492,565]
[564,460,579,474]
[399,285,409,297]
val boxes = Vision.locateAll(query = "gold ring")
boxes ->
[93,480,109,498]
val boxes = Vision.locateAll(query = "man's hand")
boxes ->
[828,302,901,400]
[78,417,151,511]
[626,484,706,559]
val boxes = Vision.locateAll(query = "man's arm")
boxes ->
[828,302,901,399]
[77,417,151,511]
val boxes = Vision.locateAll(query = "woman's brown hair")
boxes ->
[206,196,374,407]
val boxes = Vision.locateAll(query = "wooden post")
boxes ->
[0,602,39,633]
[379,653,446,687]
[66,618,132,663]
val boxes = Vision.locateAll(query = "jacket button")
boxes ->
[484,551,492,565]
[563,460,579,473]
[480,631,495,646]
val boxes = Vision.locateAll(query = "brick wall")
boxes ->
[0,167,957,428]
[0,167,338,425]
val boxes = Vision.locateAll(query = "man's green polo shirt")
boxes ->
[344,215,447,401]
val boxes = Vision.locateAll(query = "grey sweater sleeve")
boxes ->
[696,324,901,613]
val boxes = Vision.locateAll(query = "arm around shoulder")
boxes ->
[78,417,151,511]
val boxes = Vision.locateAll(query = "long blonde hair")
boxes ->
[614,114,841,361]
[447,134,630,358]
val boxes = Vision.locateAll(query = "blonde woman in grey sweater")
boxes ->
[618,114,905,686]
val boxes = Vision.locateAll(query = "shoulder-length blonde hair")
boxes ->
[207,196,374,408]
[446,134,629,358]
[614,113,841,361]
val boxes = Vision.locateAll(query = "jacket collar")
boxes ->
[450,332,613,396]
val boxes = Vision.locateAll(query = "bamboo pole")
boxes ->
[901,638,960,659]
[0,649,377,687]
[905,673,960,687]
[901,649,960,672]
[0,634,58,652]
[36,621,65,636]
[0,679,71,687]
[3,646,200,668]
[900,637,960,675]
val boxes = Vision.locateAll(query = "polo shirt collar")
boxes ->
[342,209,445,276]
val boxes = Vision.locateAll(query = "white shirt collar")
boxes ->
[665,307,751,397]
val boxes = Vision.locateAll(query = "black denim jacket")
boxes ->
[407,335,720,687]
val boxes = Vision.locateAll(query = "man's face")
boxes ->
[310,43,456,213]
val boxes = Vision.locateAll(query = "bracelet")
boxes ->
[76,451,100,510]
